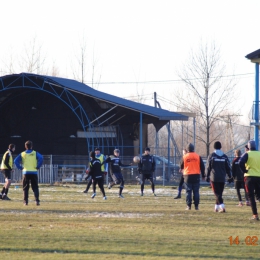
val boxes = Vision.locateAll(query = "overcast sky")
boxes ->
[1,0,260,123]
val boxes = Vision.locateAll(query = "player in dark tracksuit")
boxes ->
[83,148,107,193]
[138,147,156,196]
[206,141,232,213]
[88,151,106,200]
[103,149,131,198]
[174,149,187,199]
[232,149,249,206]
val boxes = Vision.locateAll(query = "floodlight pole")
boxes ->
[245,49,260,150]
[254,63,259,150]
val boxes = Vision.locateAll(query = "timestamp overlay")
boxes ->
[229,236,258,246]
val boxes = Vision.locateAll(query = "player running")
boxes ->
[103,149,131,198]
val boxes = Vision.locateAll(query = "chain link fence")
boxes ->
[0,154,182,186]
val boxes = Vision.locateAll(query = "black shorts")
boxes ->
[142,173,153,181]
[1,169,11,179]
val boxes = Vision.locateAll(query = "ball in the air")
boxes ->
[133,156,140,163]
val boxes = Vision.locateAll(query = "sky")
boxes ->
[1,0,260,124]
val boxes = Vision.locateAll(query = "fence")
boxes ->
[0,154,183,185]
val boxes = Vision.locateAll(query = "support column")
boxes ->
[254,63,259,150]
[139,113,143,155]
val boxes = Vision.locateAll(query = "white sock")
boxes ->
[215,204,219,210]
[220,203,225,209]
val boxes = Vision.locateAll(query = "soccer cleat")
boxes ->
[83,190,88,193]
[186,206,191,210]
[246,201,251,206]
[174,195,181,199]
[2,195,11,200]
[36,201,40,206]
[214,209,218,212]
[91,193,96,199]
[103,196,107,200]
[118,194,124,198]
[250,215,259,221]
[219,208,226,213]
[108,183,112,189]
[153,193,157,197]
[140,192,143,196]
[195,206,199,210]
[237,202,243,207]
[24,201,28,206]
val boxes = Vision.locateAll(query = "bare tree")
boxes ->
[19,36,46,74]
[177,41,239,156]
[72,35,88,84]
[90,49,102,89]
[49,61,60,77]
[72,36,101,89]
[1,46,16,74]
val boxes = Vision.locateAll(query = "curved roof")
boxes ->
[0,73,189,122]
[0,73,189,155]
[44,75,188,121]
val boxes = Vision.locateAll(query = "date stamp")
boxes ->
[229,236,258,246]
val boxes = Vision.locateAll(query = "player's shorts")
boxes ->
[111,172,123,184]
[1,169,11,179]
[142,173,153,182]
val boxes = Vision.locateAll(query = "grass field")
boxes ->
[0,184,259,260]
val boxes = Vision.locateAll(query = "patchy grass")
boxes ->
[0,184,259,259]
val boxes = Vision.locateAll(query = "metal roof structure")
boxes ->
[0,73,189,155]
[245,49,260,60]
[44,75,189,122]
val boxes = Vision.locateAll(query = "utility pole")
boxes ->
[154,92,160,155]
[228,115,235,150]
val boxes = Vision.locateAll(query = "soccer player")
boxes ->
[0,144,16,200]
[181,144,205,210]
[206,141,232,213]
[83,148,107,193]
[88,151,106,200]
[174,149,187,199]
[103,149,131,198]
[138,147,156,196]
[239,140,260,221]
[14,140,43,206]
[232,149,250,206]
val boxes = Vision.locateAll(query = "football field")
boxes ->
[0,184,259,260]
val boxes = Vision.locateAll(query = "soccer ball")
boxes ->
[133,156,140,163]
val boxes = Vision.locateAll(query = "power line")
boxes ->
[150,94,252,128]
[87,72,254,85]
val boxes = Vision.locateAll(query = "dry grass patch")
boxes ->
[0,184,259,259]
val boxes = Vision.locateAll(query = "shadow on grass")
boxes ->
[0,247,253,259]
